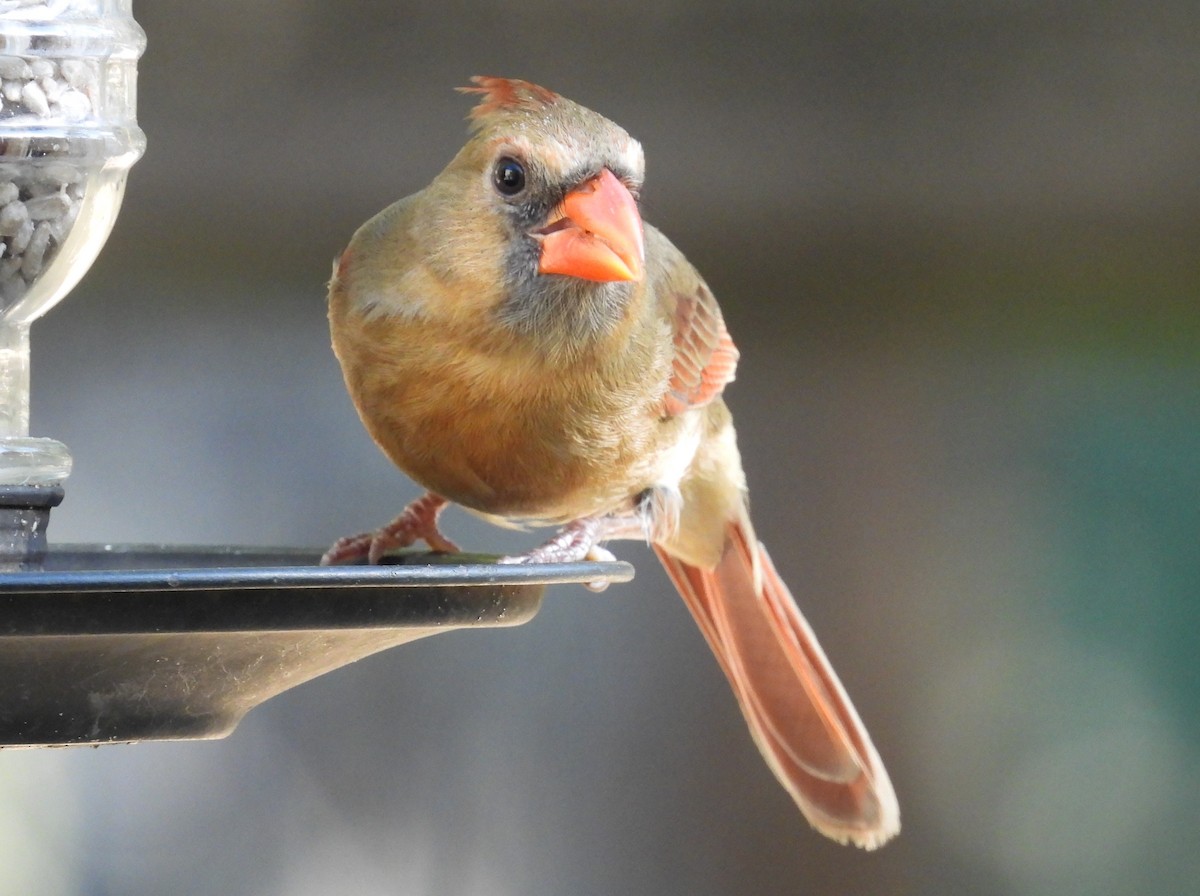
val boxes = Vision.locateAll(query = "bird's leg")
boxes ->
[320,492,460,565]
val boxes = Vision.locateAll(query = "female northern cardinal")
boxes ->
[323,77,899,848]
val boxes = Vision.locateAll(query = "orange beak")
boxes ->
[537,168,645,282]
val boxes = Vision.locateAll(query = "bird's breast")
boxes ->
[332,306,674,523]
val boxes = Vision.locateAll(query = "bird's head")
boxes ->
[420,77,647,346]
[457,76,645,284]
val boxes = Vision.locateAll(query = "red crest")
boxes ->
[458,76,559,121]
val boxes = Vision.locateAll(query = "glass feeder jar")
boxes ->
[0,0,144,486]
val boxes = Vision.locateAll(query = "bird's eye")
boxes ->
[493,157,526,196]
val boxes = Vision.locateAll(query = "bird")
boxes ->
[322,76,899,848]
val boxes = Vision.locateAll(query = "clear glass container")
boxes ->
[0,0,144,485]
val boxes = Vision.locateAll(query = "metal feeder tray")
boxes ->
[0,545,633,748]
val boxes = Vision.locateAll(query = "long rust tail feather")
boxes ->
[654,517,899,849]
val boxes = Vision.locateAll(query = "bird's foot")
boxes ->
[320,492,460,565]
[499,515,640,591]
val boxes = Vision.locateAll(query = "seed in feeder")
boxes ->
[24,192,71,221]
[26,180,59,197]
[20,221,52,279]
[10,218,33,254]
[39,76,62,104]
[20,81,49,117]
[55,88,91,121]
[40,163,82,185]
[0,57,32,81]
[58,59,92,91]
[0,199,28,236]
[0,53,101,308]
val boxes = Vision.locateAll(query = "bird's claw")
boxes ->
[320,493,459,565]
[499,518,618,591]
[499,516,603,565]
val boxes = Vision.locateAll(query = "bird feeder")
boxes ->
[0,1,631,748]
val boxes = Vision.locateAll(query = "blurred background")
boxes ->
[1,0,1198,893]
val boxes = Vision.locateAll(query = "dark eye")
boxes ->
[493,157,526,196]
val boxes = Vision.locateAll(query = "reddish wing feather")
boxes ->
[663,284,739,417]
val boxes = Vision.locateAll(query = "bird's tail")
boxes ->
[654,516,900,849]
